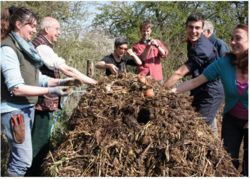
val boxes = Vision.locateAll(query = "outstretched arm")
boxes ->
[171,74,208,93]
[164,64,190,88]
[11,85,70,97]
[36,45,97,85]
[58,63,97,85]
[95,61,119,75]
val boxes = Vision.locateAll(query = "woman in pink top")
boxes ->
[170,24,248,176]
[130,20,168,82]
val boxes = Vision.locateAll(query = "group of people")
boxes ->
[95,14,248,176]
[96,19,168,83]
[1,6,97,176]
[167,15,248,176]
[1,6,248,177]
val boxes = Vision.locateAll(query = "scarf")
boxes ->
[32,33,53,48]
[9,31,43,68]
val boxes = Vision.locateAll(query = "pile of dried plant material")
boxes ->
[42,73,240,177]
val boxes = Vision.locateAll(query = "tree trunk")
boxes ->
[87,60,95,78]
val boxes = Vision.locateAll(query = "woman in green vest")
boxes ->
[1,7,78,176]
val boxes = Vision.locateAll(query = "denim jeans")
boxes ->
[1,106,34,176]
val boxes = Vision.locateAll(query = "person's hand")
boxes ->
[145,76,154,85]
[150,39,159,48]
[169,87,177,94]
[59,78,81,87]
[80,76,98,85]
[48,86,72,96]
[106,64,119,75]
[127,49,136,57]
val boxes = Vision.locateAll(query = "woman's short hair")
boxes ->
[114,37,128,48]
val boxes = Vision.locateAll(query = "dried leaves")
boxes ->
[42,73,240,177]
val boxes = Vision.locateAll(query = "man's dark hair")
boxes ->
[114,37,128,48]
[185,13,205,27]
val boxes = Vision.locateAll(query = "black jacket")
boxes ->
[185,34,224,98]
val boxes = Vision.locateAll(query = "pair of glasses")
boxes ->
[118,46,128,51]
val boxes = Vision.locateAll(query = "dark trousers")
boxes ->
[192,87,224,135]
[26,110,53,176]
[222,113,248,176]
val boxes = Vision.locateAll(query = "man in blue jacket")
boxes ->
[203,20,230,57]
[164,13,224,136]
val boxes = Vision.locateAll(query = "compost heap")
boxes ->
[42,73,239,177]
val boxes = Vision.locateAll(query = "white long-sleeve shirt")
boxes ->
[36,44,65,70]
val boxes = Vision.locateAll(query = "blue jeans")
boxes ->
[1,107,34,176]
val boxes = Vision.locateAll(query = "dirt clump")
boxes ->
[42,73,240,177]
